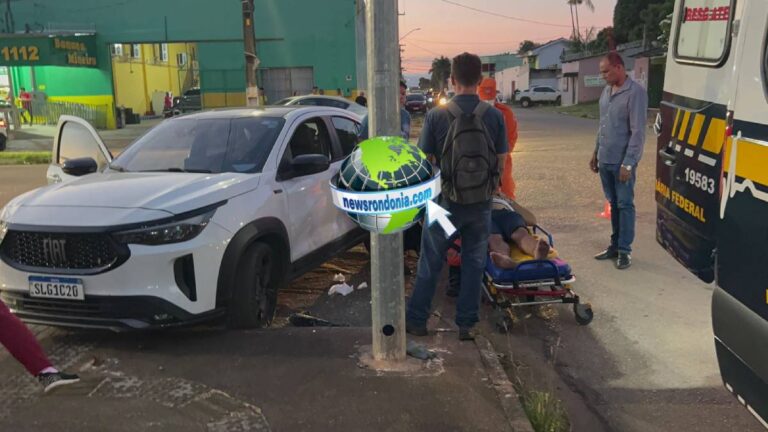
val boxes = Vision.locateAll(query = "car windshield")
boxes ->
[112,116,285,174]
[406,94,426,102]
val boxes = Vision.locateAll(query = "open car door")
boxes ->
[47,115,112,184]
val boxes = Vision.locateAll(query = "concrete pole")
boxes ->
[366,0,405,363]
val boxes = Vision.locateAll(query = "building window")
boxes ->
[160,44,169,62]
[131,44,141,59]
[674,0,735,66]
[177,52,188,66]
[110,44,123,56]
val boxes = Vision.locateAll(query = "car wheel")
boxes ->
[555,96,562,105]
[0,134,6,152]
[227,242,278,329]
[521,98,531,108]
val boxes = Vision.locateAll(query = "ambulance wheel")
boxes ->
[574,303,593,326]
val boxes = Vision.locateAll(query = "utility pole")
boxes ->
[242,0,260,106]
[366,0,405,363]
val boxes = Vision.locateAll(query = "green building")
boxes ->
[0,0,360,128]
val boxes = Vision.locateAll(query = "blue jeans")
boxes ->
[599,163,636,253]
[407,200,491,329]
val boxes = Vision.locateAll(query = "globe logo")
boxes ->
[331,136,440,234]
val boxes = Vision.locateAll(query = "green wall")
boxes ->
[254,0,357,91]
[12,66,112,97]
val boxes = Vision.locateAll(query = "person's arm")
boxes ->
[417,110,437,157]
[495,111,509,189]
[623,85,648,168]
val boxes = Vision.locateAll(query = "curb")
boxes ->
[475,335,535,432]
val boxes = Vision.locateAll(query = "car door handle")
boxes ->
[658,149,677,167]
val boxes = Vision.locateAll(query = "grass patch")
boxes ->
[541,102,599,120]
[521,390,570,432]
[0,151,52,165]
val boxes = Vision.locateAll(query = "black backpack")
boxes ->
[440,101,500,204]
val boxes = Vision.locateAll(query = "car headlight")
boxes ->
[113,209,215,245]
[0,220,7,245]
[439,97,448,105]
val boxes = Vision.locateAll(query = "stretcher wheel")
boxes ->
[491,308,515,333]
[574,303,593,326]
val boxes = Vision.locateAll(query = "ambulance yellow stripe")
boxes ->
[671,109,682,136]
[702,118,726,154]
[677,111,691,141]
[687,114,706,146]
[723,137,768,187]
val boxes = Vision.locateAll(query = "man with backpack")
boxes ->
[406,52,508,341]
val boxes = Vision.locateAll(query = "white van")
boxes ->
[656,0,768,426]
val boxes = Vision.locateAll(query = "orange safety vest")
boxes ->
[495,102,518,199]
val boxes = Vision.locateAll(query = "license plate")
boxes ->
[29,276,85,301]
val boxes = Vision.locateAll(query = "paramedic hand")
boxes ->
[619,166,632,183]
[589,152,599,173]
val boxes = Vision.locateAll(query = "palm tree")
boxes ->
[567,0,595,42]
[429,56,451,91]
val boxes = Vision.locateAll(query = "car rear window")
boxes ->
[406,94,426,101]
[674,0,735,66]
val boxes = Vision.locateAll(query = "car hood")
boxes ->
[14,172,260,215]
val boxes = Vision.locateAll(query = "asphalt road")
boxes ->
[0,109,763,431]
[493,107,761,431]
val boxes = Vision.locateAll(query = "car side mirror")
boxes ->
[291,154,330,177]
[62,157,98,176]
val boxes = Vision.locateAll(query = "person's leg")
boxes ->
[0,300,52,376]
[614,169,637,254]
[406,218,452,329]
[599,164,620,251]
[455,204,491,331]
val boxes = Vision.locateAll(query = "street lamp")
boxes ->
[399,27,421,41]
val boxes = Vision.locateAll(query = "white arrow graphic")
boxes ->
[426,200,457,238]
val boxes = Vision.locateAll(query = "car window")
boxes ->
[286,117,332,160]
[274,98,294,105]
[406,94,426,102]
[332,117,360,157]
[315,98,349,109]
[112,117,285,174]
[296,98,318,106]
[185,89,200,97]
[674,0,735,65]
[543,87,556,92]
[58,121,108,171]
[533,87,544,92]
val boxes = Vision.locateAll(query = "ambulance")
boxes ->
[656,0,767,426]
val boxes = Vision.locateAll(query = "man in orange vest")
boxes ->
[478,77,517,198]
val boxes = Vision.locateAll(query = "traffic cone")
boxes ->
[598,201,611,219]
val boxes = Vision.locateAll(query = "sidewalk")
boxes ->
[5,119,161,153]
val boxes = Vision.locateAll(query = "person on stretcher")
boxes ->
[488,201,557,269]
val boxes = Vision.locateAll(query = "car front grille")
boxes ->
[0,230,129,274]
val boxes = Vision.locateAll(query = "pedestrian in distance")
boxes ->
[355,91,367,107]
[0,300,80,393]
[311,86,319,95]
[478,77,518,199]
[590,52,647,270]
[357,80,411,142]
[406,52,508,341]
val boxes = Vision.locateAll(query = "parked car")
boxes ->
[173,87,202,114]
[273,95,367,118]
[0,107,367,330]
[404,93,428,114]
[517,86,562,108]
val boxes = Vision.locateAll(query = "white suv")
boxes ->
[0,107,367,330]
[517,86,562,108]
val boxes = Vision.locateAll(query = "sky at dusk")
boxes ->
[398,0,617,80]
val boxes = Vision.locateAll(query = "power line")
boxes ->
[410,34,568,46]
[439,0,573,28]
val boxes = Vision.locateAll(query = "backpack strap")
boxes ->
[472,101,491,118]
[446,101,463,119]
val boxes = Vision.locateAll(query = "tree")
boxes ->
[418,77,431,91]
[429,56,451,91]
[518,40,538,54]
[613,0,673,44]
[567,0,595,42]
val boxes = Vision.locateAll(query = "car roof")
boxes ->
[288,95,352,103]
[173,106,359,120]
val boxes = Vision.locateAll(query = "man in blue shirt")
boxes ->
[590,52,647,269]
[358,81,411,142]
[406,53,508,341]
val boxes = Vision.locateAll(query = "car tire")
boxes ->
[0,134,6,152]
[521,98,531,108]
[226,242,278,329]
[555,96,562,105]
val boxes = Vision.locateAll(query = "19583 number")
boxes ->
[684,168,716,194]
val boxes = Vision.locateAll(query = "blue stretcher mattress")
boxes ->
[486,258,573,283]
